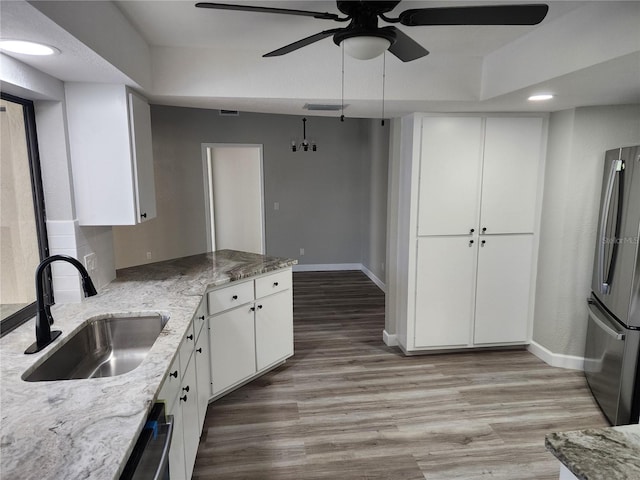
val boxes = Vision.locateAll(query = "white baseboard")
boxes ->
[293,263,361,272]
[360,264,386,293]
[528,340,585,371]
[383,329,398,347]
[293,263,387,293]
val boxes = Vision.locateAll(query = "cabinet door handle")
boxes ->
[469,228,475,234]
[250,307,256,312]
[257,304,263,309]
[182,385,190,393]
[469,240,474,246]
[196,347,202,353]
[187,334,194,340]
[170,370,178,378]
[180,395,187,402]
[481,240,486,246]
[232,295,238,300]
[141,212,147,218]
[273,282,279,287]
[198,315,205,321]
[482,227,487,233]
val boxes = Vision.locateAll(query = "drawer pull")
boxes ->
[232,295,238,300]
[182,386,190,393]
[196,347,203,353]
[273,282,279,287]
[180,395,187,402]
[187,334,194,341]
[170,370,178,378]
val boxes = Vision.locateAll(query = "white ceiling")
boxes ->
[2,0,639,117]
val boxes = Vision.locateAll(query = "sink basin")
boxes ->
[23,314,168,382]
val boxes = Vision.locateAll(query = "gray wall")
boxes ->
[533,104,640,357]
[114,107,389,275]
[361,119,389,283]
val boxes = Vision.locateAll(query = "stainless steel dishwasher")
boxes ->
[120,403,174,480]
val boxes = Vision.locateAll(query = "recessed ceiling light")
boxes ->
[0,40,60,56]
[528,94,554,102]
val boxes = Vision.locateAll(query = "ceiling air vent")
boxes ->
[219,109,239,116]
[303,103,348,112]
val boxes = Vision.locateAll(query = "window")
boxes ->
[0,92,50,336]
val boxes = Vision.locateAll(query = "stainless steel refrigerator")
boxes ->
[585,145,640,426]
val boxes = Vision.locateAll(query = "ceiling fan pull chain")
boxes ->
[341,41,345,122]
[381,51,386,127]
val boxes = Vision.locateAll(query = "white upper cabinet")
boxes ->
[418,117,483,236]
[480,117,544,234]
[65,83,157,225]
[418,116,543,237]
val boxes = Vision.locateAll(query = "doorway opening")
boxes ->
[202,144,265,254]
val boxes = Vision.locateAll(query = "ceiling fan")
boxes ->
[195,1,549,62]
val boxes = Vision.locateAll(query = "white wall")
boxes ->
[1,55,115,302]
[533,104,640,358]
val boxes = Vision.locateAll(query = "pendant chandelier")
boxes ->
[291,117,317,152]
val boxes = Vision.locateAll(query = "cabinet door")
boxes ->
[414,237,476,348]
[180,356,200,480]
[480,117,543,234]
[474,235,533,344]
[194,324,211,432]
[128,91,157,222]
[255,290,294,371]
[167,396,186,480]
[418,117,483,236]
[210,306,256,395]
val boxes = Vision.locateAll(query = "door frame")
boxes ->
[201,143,266,254]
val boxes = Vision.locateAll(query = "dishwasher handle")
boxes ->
[153,415,174,480]
[587,301,625,341]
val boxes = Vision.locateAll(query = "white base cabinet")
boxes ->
[209,269,294,397]
[157,268,294,478]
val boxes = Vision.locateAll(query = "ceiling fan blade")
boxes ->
[399,4,549,26]
[195,2,341,20]
[387,27,429,62]
[263,29,344,57]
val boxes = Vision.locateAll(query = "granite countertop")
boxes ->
[546,424,640,479]
[0,249,296,480]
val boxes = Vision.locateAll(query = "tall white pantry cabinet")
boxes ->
[388,114,547,353]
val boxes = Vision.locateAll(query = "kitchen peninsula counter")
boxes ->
[0,250,296,480]
[546,424,640,479]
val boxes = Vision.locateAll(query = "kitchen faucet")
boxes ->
[25,255,98,354]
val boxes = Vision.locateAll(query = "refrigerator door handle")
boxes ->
[587,301,625,341]
[598,159,623,295]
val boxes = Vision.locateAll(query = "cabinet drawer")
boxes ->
[255,270,292,299]
[207,281,254,315]
[158,354,181,406]
[179,323,195,376]
[193,298,207,340]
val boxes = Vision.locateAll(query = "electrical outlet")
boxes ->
[300,248,305,256]
[84,253,97,272]
[146,251,152,260]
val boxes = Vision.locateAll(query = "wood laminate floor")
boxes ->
[192,271,607,480]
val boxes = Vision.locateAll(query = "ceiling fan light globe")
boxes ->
[342,36,391,60]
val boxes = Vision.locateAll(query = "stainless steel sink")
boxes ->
[23,314,168,382]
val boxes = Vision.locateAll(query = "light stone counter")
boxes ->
[546,424,640,480]
[0,250,296,480]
